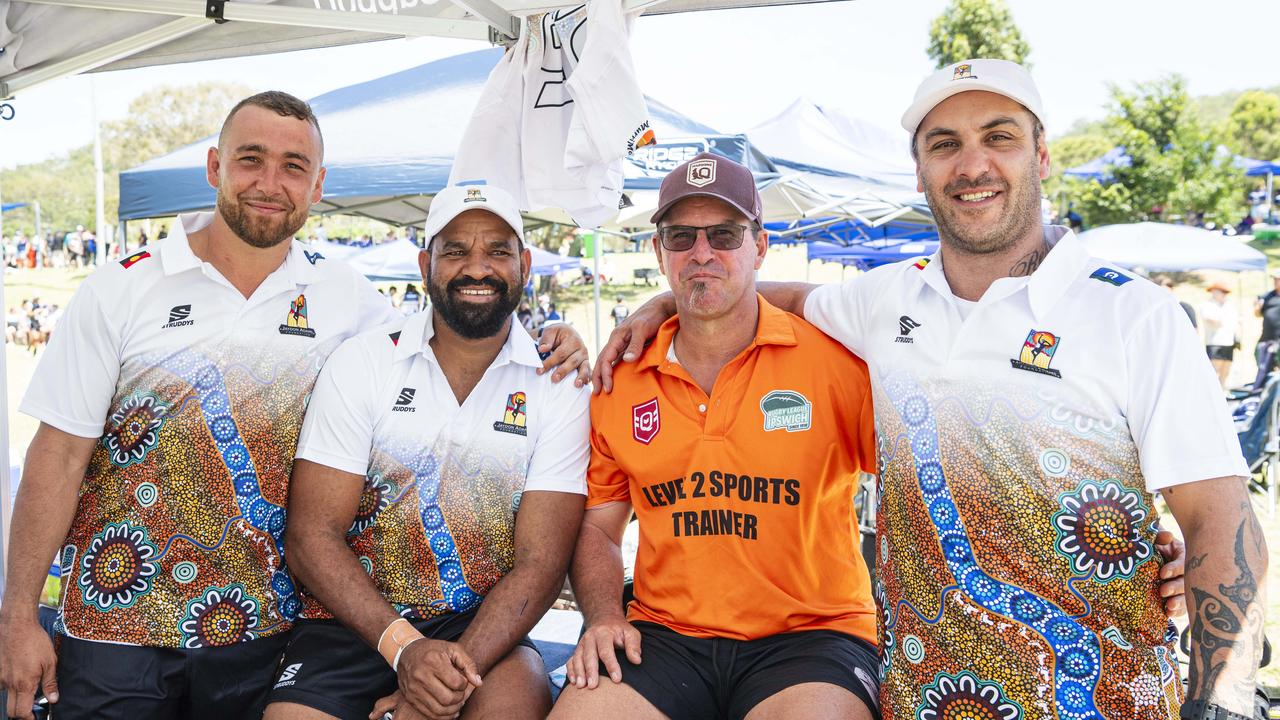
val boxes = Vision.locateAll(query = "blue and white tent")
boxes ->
[118,48,716,226]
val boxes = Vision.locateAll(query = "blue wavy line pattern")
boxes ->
[883,370,1104,720]
[159,347,298,621]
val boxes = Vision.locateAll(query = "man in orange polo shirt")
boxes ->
[549,153,880,720]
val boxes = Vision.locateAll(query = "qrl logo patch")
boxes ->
[686,159,716,188]
[632,398,660,445]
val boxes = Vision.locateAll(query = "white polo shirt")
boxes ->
[806,226,1246,720]
[20,211,396,649]
[294,307,589,620]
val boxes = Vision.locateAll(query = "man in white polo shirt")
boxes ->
[0,92,399,719]
[264,184,589,720]
[595,60,1266,720]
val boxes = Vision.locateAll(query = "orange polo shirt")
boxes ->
[587,295,877,643]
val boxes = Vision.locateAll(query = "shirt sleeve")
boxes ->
[1126,299,1249,490]
[524,380,590,495]
[803,278,869,356]
[295,337,380,476]
[585,394,631,508]
[19,281,122,438]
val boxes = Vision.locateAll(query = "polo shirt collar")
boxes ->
[396,307,542,369]
[1024,226,1088,320]
[158,210,325,286]
[916,224,1086,321]
[157,211,211,276]
[639,294,798,371]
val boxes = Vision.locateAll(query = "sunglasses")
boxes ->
[656,224,751,252]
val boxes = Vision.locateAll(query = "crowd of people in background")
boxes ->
[5,297,60,354]
[1,227,102,269]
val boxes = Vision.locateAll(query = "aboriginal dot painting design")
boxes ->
[874,369,1181,720]
[299,433,528,621]
[58,333,339,647]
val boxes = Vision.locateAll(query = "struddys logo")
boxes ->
[1011,329,1062,378]
[952,63,977,81]
[463,188,487,204]
[632,397,660,445]
[279,294,317,338]
[760,390,812,433]
[686,158,717,188]
[494,391,528,436]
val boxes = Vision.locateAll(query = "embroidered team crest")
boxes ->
[120,250,151,269]
[279,294,317,338]
[494,391,528,436]
[952,63,976,81]
[686,158,716,188]
[1089,267,1133,286]
[760,390,812,432]
[632,397,660,445]
[464,188,486,203]
[1012,329,1062,378]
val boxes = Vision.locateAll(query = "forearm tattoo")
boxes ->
[1185,511,1266,711]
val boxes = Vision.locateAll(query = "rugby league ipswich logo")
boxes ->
[632,398,660,445]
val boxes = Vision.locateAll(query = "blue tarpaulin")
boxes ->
[1,203,28,212]
[806,238,939,271]
[118,49,716,224]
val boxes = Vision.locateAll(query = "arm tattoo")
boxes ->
[1187,553,1207,572]
[1186,518,1265,709]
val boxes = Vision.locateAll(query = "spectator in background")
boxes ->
[1255,270,1280,380]
[518,300,534,331]
[546,303,562,323]
[611,295,629,327]
[83,230,97,266]
[1201,282,1237,387]
[387,285,401,310]
[1157,277,1197,327]
[401,282,422,313]
[66,226,84,267]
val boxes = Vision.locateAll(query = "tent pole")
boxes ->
[593,235,601,357]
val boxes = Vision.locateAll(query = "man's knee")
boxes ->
[462,646,550,720]
[744,682,873,720]
[550,681,668,720]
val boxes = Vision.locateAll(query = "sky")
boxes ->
[1,0,1279,171]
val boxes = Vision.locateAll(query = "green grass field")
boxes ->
[4,247,1279,690]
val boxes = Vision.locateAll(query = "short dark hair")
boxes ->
[219,91,324,159]
[909,114,1043,160]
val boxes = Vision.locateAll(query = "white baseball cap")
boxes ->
[901,58,1045,134]
[424,184,525,245]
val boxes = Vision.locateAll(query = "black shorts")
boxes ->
[53,632,289,720]
[266,609,540,720]
[603,622,881,720]
[1207,344,1235,361]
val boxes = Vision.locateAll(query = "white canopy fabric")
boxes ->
[0,0,851,97]
[1078,222,1268,273]
[344,238,581,281]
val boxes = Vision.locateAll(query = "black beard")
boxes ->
[217,192,306,250]
[428,275,522,339]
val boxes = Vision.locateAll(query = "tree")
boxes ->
[1225,90,1280,161]
[0,82,251,237]
[927,0,1031,69]
[1063,76,1244,227]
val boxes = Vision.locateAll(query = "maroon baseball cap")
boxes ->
[650,152,763,226]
